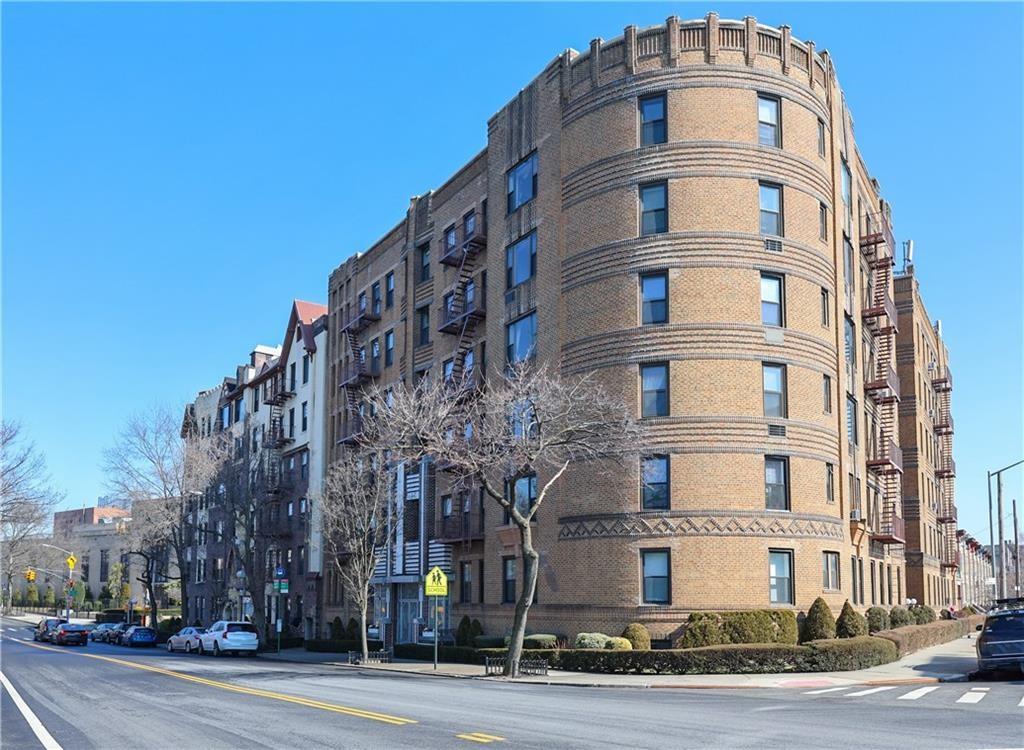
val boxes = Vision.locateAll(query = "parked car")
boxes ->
[976,603,1024,674]
[90,623,116,642]
[198,621,259,657]
[52,624,90,647]
[166,627,204,653]
[122,626,157,648]
[33,617,67,642]
[108,622,136,645]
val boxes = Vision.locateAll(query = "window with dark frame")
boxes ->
[444,225,457,254]
[762,363,787,418]
[640,363,669,418]
[506,233,537,289]
[821,288,830,327]
[759,182,783,236]
[847,394,859,446]
[463,211,477,242]
[506,153,538,214]
[765,456,790,510]
[504,474,538,523]
[302,354,310,384]
[416,306,430,347]
[819,202,828,241]
[641,549,670,604]
[769,549,794,604]
[817,118,826,157]
[372,282,381,315]
[460,561,472,604]
[760,273,784,326]
[640,272,668,325]
[418,243,431,282]
[639,93,667,146]
[502,557,516,603]
[823,374,832,413]
[757,94,781,147]
[641,455,670,510]
[478,560,485,604]
[385,330,394,367]
[640,182,668,236]
[385,272,394,308]
[505,312,536,364]
[851,556,860,604]
[826,462,835,503]
[823,551,840,590]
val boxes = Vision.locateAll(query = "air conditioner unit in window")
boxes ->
[849,509,865,522]
[927,409,936,419]
[764,238,783,253]
[927,361,937,372]
[768,424,787,437]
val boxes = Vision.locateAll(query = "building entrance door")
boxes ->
[396,583,421,644]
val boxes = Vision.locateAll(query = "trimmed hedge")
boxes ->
[875,615,984,657]
[604,637,633,651]
[769,611,799,645]
[836,601,868,638]
[306,639,384,653]
[801,597,836,642]
[910,605,937,625]
[621,622,652,651]
[574,632,611,649]
[474,635,505,648]
[523,634,560,649]
[395,644,485,664]
[866,607,890,634]
[888,606,912,628]
[676,610,799,648]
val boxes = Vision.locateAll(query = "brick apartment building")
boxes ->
[894,265,959,609]
[323,14,943,644]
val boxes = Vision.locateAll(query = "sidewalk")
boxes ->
[260,634,981,689]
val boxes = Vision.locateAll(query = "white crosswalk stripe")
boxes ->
[1018,695,1024,708]
[956,689,987,704]
[898,686,940,700]
[802,686,851,695]
[846,686,898,697]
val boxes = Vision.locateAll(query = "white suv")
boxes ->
[198,621,260,657]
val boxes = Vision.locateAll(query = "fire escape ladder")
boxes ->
[448,249,482,385]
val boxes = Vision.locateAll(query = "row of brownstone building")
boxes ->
[180,13,985,644]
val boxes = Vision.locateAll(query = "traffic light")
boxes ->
[24,569,36,582]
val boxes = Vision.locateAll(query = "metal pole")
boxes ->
[988,471,996,596]
[1014,498,1021,596]
[433,595,438,671]
[998,473,1006,599]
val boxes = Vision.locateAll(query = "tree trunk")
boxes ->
[360,602,369,661]
[504,523,539,678]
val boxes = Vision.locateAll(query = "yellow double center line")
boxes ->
[456,731,506,743]
[7,637,416,726]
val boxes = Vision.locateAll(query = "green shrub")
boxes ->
[574,632,611,649]
[804,636,898,671]
[474,635,505,648]
[676,613,724,648]
[836,601,868,638]
[329,616,344,640]
[456,616,473,646]
[865,607,890,634]
[470,619,483,642]
[801,597,836,642]
[769,610,799,645]
[721,610,775,644]
[888,606,912,628]
[621,622,652,650]
[523,634,559,649]
[875,615,984,656]
[604,637,633,651]
[395,643,487,664]
[911,605,936,625]
[305,639,384,653]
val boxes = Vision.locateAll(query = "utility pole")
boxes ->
[1014,498,1021,596]
[988,471,997,596]
[997,473,1006,599]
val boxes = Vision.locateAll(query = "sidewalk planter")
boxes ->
[874,615,984,657]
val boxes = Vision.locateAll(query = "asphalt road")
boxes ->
[1,616,1022,750]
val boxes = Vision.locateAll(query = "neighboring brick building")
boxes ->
[894,265,958,609]
[325,13,924,644]
[956,530,993,608]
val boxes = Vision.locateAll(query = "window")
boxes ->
[416,306,430,347]
[640,272,668,325]
[639,93,667,146]
[442,495,453,518]
[234,398,244,422]
[841,159,852,229]
[502,557,516,603]
[846,395,858,446]
[822,552,840,590]
[289,362,297,390]
[506,233,536,289]
[463,211,477,242]
[371,282,381,315]
[460,562,472,604]
[221,404,231,429]
[640,182,668,236]
[301,402,308,432]
[464,348,475,378]
[759,183,782,236]
[762,363,787,418]
[769,550,794,604]
[505,474,537,522]
[287,500,294,517]
[823,374,832,413]
[385,330,394,367]
[385,272,394,308]
[640,363,669,418]
[826,462,835,503]
[641,550,670,604]
[443,358,454,383]
[505,312,536,364]
[418,243,431,283]
[506,152,537,213]
[851,556,860,605]
[820,288,830,327]
[757,95,781,147]
[444,225,457,254]
[817,118,826,157]
[298,546,305,576]
[819,202,828,242]
[844,315,856,370]
[302,354,310,384]
[641,455,669,510]
[870,561,877,605]
[288,407,295,438]
[478,560,485,604]
[760,273,784,326]
[765,456,789,510]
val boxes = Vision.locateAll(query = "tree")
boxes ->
[103,406,230,626]
[0,421,62,611]
[43,585,55,608]
[373,363,641,676]
[26,583,38,606]
[316,441,395,660]
[107,561,127,608]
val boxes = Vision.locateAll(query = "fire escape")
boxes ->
[438,205,487,390]
[861,211,905,545]
[263,372,295,495]
[338,295,380,444]
[933,365,958,569]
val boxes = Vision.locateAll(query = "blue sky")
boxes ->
[3,3,1021,540]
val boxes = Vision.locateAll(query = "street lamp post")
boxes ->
[40,543,76,621]
[988,459,1024,599]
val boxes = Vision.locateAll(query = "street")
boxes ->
[1,617,1022,750]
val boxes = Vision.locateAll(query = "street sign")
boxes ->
[66,555,77,570]
[279,579,289,594]
[424,566,448,597]
[275,565,285,579]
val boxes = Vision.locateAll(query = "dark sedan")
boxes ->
[90,623,116,642]
[123,626,157,647]
[107,622,134,645]
[33,617,67,642]
[977,606,1024,674]
[53,624,90,647]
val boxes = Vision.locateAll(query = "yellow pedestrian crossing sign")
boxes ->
[66,555,77,570]
[424,566,448,597]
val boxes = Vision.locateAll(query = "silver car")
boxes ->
[166,626,205,653]
[197,621,259,657]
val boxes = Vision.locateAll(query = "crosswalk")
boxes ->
[802,683,1021,708]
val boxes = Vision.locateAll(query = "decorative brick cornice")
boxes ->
[558,510,845,541]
